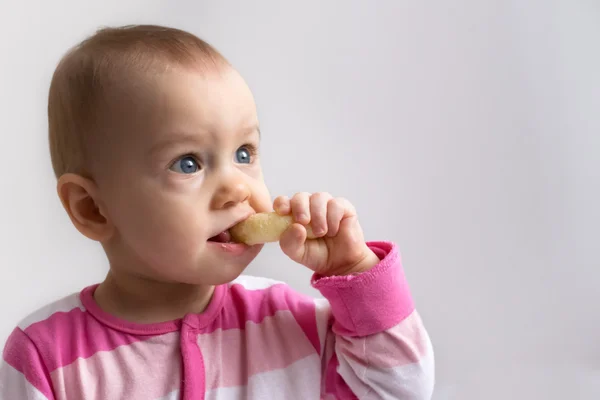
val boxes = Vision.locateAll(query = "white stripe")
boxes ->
[18,293,84,330]
[156,389,180,400]
[340,352,435,400]
[230,274,284,291]
[204,354,321,400]
[0,361,48,400]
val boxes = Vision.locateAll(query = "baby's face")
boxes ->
[93,66,272,285]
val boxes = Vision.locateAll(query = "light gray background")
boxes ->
[1,1,598,398]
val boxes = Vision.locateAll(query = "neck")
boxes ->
[94,269,215,324]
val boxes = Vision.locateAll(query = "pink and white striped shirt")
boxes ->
[0,242,434,399]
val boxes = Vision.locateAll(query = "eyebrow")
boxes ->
[240,124,261,140]
[148,133,203,157]
[149,124,261,156]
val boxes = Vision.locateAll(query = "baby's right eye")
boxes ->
[170,156,200,174]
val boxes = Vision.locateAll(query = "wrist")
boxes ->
[331,247,380,276]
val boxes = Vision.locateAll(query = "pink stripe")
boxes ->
[181,324,204,400]
[50,332,181,400]
[338,311,430,370]
[208,283,322,354]
[3,328,56,400]
[199,310,317,389]
[312,241,414,337]
[23,307,147,371]
[363,311,429,368]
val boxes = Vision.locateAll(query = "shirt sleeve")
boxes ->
[0,327,54,400]
[311,241,435,399]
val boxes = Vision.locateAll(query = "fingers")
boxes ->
[273,193,355,239]
[279,223,307,262]
[273,195,291,215]
[273,193,366,273]
[326,198,346,237]
[309,192,332,237]
[289,192,311,225]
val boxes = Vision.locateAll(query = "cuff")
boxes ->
[311,241,415,337]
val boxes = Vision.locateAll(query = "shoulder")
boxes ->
[3,289,86,373]
[17,291,85,332]
[224,274,328,315]
[224,275,331,354]
[227,274,317,306]
[9,287,99,368]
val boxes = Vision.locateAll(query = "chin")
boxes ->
[186,268,245,287]
[201,258,260,286]
[217,248,263,284]
[169,244,263,286]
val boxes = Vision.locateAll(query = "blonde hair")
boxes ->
[48,24,229,178]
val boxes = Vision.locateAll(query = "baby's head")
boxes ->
[49,25,272,286]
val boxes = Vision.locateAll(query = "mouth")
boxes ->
[208,229,234,243]
[207,213,254,244]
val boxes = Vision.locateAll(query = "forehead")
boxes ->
[154,67,256,134]
[109,67,258,149]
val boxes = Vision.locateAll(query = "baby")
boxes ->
[0,25,434,399]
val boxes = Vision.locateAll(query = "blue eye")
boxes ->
[170,156,200,174]
[235,146,252,164]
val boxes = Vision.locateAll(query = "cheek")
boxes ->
[107,188,208,252]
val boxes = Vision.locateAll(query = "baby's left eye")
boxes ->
[235,146,253,164]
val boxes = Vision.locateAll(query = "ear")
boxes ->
[57,173,114,242]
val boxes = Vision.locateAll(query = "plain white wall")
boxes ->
[1,1,598,398]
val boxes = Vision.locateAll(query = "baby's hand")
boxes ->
[273,192,380,276]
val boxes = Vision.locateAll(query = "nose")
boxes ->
[211,173,251,210]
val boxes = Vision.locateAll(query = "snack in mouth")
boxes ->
[230,212,316,246]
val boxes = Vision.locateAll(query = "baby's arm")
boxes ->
[312,241,434,399]
[0,328,54,400]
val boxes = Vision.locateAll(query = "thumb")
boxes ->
[279,223,307,263]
